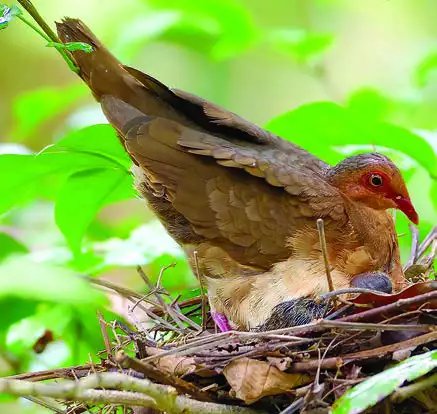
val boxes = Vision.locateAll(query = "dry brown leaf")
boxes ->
[154,354,198,376]
[223,357,312,404]
[145,347,215,377]
[267,356,293,371]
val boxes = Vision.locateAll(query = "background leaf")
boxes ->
[268,28,334,62]
[265,102,437,177]
[333,350,437,414]
[55,168,134,255]
[0,256,107,306]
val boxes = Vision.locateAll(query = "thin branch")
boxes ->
[115,350,212,403]
[417,226,437,258]
[23,396,64,413]
[6,365,103,382]
[404,224,420,270]
[337,288,437,324]
[97,311,112,357]
[316,219,334,292]
[320,287,391,299]
[2,372,263,414]
[136,266,201,332]
[289,330,437,372]
[16,0,79,72]
[193,250,208,331]
[391,372,437,403]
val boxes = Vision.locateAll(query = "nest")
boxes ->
[3,226,437,414]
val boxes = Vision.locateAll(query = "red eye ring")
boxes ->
[368,174,383,187]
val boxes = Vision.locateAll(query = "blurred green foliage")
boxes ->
[0,0,437,412]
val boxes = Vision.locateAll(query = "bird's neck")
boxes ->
[345,200,397,268]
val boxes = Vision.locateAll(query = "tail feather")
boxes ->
[56,18,183,123]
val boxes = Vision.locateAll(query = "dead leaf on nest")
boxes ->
[153,354,198,376]
[267,356,293,371]
[349,281,437,310]
[146,348,216,377]
[223,357,312,404]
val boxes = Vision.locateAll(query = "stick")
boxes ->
[289,331,437,372]
[404,224,420,270]
[16,0,79,72]
[417,225,437,258]
[0,373,262,414]
[316,219,334,292]
[391,372,437,403]
[193,250,208,331]
[115,350,213,402]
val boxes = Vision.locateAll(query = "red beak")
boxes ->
[395,196,419,225]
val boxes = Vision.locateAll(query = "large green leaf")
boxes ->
[45,124,131,170]
[0,233,28,262]
[147,0,257,60]
[265,102,437,176]
[0,154,54,214]
[55,168,134,255]
[333,350,437,414]
[11,84,87,140]
[0,256,106,306]
[414,50,437,87]
[268,28,334,62]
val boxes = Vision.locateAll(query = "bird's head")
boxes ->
[327,153,418,225]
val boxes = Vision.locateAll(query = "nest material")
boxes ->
[3,227,437,414]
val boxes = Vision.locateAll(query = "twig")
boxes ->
[404,224,420,270]
[97,311,112,357]
[6,365,104,382]
[115,350,213,403]
[193,250,208,331]
[151,296,202,316]
[419,240,437,269]
[23,396,64,413]
[16,0,79,72]
[0,373,262,414]
[137,266,201,332]
[289,330,437,372]
[417,226,437,258]
[316,219,334,292]
[320,287,391,299]
[391,372,437,403]
[337,288,437,324]
[279,397,304,414]
[85,276,146,301]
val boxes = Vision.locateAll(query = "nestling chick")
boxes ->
[56,18,418,331]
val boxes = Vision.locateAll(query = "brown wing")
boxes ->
[101,97,346,269]
[57,18,346,269]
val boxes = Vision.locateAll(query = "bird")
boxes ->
[56,18,418,331]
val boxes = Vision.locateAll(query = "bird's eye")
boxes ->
[369,174,383,187]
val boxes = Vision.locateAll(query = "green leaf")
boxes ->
[0,126,132,218]
[112,10,182,61]
[265,102,437,177]
[47,41,93,53]
[268,28,334,62]
[55,168,134,255]
[11,84,88,140]
[148,0,257,60]
[0,154,54,214]
[333,350,437,414]
[347,88,392,121]
[44,124,131,170]
[0,233,28,262]
[415,50,437,87]
[0,256,107,306]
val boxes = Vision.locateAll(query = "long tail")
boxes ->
[56,18,184,124]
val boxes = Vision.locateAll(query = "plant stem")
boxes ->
[16,0,79,73]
